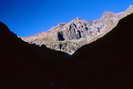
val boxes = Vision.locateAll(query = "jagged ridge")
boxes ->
[22,5,133,54]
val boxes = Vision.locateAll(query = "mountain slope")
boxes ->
[68,13,133,89]
[0,22,69,88]
[23,5,133,54]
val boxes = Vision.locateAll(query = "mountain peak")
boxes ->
[0,22,17,39]
[127,5,133,10]
[22,5,133,54]
[102,11,115,18]
[57,23,65,27]
[73,17,81,20]
[70,17,82,23]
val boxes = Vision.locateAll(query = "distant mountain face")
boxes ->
[22,5,133,54]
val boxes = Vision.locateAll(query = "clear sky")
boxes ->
[0,0,133,37]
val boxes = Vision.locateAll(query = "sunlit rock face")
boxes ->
[22,5,133,54]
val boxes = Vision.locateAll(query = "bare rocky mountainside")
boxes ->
[22,5,133,54]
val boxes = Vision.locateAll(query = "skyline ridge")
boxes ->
[23,5,133,37]
[0,0,132,37]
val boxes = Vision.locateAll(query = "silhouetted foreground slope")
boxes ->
[71,13,133,89]
[0,22,68,89]
[0,13,133,89]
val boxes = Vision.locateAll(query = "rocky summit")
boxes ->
[22,5,133,54]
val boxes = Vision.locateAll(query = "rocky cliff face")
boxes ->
[22,5,133,54]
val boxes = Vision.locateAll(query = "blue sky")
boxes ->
[0,0,132,37]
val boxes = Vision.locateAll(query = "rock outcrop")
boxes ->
[22,5,133,54]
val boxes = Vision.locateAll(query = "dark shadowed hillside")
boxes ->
[69,13,133,89]
[0,22,69,89]
[1,13,133,89]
